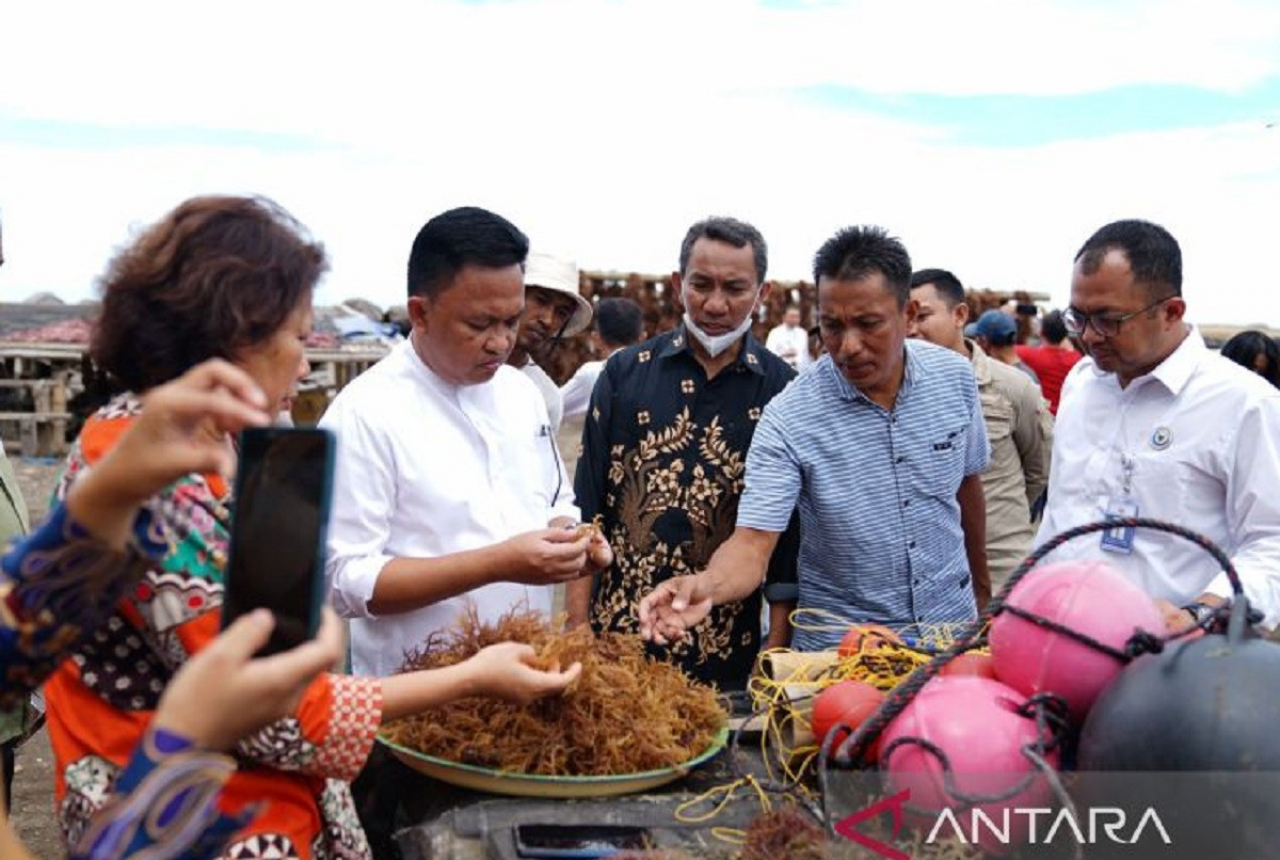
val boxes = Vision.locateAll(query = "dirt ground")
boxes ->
[9,457,65,859]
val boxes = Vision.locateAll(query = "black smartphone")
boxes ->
[513,824,650,859]
[221,426,335,657]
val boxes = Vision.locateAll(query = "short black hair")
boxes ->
[1074,219,1182,298]
[595,297,644,348]
[813,226,912,306]
[1041,309,1069,345]
[678,217,767,284]
[407,206,529,298]
[910,268,965,307]
[1221,330,1280,387]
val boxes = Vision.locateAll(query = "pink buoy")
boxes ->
[989,559,1165,723]
[879,676,1060,856]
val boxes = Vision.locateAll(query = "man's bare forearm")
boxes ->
[368,545,510,615]
[564,576,593,628]
[700,527,781,605]
[957,474,990,609]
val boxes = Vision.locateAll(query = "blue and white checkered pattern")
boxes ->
[738,340,990,651]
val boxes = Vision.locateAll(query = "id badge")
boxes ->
[1100,495,1139,554]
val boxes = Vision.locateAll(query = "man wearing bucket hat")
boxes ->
[571,216,800,690]
[506,250,593,432]
[1039,218,1280,631]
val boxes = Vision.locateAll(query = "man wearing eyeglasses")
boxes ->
[1037,219,1280,633]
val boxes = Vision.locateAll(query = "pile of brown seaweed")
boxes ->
[740,806,828,860]
[381,608,726,776]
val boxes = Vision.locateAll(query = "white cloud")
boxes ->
[1,0,1278,327]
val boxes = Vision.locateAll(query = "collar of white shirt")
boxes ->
[1087,325,1202,397]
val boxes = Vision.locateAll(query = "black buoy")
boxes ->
[1077,603,1280,858]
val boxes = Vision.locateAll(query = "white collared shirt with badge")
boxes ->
[321,340,579,676]
[1038,327,1280,627]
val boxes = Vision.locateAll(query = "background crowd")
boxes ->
[0,198,1278,860]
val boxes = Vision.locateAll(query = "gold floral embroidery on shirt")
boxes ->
[638,350,652,363]
[591,408,750,672]
[681,379,696,395]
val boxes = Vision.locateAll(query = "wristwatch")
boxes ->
[1182,601,1220,627]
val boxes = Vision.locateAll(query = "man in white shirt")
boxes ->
[765,305,811,370]
[321,207,611,677]
[560,297,645,421]
[505,251,593,433]
[1039,219,1280,631]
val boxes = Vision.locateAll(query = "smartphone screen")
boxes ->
[222,427,335,657]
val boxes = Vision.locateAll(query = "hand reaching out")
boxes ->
[638,574,714,645]
[464,641,583,705]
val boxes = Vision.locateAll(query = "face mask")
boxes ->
[683,311,755,358]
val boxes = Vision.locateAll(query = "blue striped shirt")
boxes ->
[738,340,990,650]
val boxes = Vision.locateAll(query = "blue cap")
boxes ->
[965,309,1018,344]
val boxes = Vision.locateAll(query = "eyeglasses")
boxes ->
[1063,297,1171,338]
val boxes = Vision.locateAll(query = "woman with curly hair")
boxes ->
[44,196,581,860]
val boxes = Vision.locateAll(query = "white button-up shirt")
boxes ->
[765,323,812,371]
[321,341,578,676]
[560,358,604,421]
[1038,328,1280,626]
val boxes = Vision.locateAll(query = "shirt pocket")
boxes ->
[980,392,1014,445]
[1132,448,1189,519]
[909,424,968,499]
[510,425,563,509]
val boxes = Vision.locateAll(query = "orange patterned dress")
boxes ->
[45,396,383,860]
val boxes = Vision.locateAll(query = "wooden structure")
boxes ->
[0,377,72,457]
[290,346,390,426]
[0,341,390,454]
[0,342,82,457]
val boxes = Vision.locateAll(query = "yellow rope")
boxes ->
[745,620,992,787]
[674,774,773,823]
[709,827,748,845]
[788,606,862,634]
[669,619,992,832]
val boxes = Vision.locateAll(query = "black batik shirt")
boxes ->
[574,326,800,689]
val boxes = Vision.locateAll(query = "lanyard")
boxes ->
[1105,381,1182,497]
[1118,452,1136,495]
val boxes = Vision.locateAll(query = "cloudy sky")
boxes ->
[1,0,1278,326]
